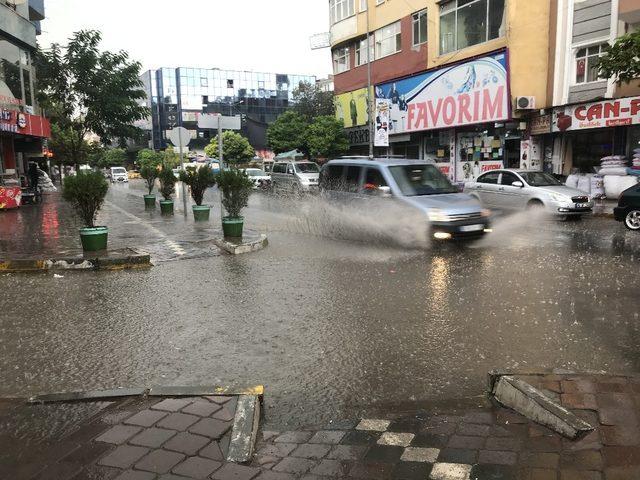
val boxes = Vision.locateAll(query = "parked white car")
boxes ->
[464,169,593,219]
[242,168,271,189]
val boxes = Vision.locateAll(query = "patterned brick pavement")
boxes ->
[1,373,640,479]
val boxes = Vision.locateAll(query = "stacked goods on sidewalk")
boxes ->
[566,155,639,199]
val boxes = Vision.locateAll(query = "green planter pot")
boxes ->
[192,205,211,221]
[222,216,244,238]
[143,194,156,208]
[160,200,174,215]
[80,226,108,251]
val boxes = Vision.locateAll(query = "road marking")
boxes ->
[104,200,186,257]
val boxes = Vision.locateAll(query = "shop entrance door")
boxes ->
[504,139,521,169]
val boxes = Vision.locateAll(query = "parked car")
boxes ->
[614,182,640,231]
[464,169,593,219]
[271,161,320,194]
[109,166,129,183]
[319,158,491,240]
[127,170,141,180]
[242,168,271,190]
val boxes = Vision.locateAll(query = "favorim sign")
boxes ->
[553,96,640,132]
[376,52,509,134]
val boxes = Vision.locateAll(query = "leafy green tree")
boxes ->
[137,148,162,168]
[293,81,334,120]
[35,30,149,166]
[162,148,181,168]
[306,116,349,159]
[598,30,640,85]
[88,147,127,168]
[267,111,309,155]
[204,131,255,164]
[50,124,93,166]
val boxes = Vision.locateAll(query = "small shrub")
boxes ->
[216,168,254,218]
[179,165,216,206]
[62,171,109,228]
[158,164,176,200]
[140,164,158,195]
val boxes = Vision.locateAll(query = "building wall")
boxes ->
[0,2,37,48]
[425,0,553,109]
[333,13,428,94]
[572,0,612,43]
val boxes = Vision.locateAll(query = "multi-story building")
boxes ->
[0,0,51,181]
[140,68,316,154]
[547,0,640,175]
[329,0,554,182]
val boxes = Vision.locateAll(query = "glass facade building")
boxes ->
[141,67,317,152]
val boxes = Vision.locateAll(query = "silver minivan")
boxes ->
[319,158,491,240]
[271,161,320,194]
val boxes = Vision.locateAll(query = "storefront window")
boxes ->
[424,132,450,163]
[571,129,615,173]
[456,127,505,182]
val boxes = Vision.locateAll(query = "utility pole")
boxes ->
[218,114,224,166]
[179,133,187,217]
[366,1,374,159]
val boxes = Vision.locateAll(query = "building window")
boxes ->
[374,21,401,59]
[439,0,505,54]
[575,44,606,84]
[412,9,427,46]
[330,0,355,25]
[333,47,350,74]
[355,36,373,66]
[359,0,367,12]
[227,79,234,88]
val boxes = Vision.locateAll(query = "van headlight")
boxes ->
[428,209,451,222]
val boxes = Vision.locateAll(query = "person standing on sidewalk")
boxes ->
[28,162,39,190]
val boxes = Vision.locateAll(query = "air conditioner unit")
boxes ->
[516,96,536,110]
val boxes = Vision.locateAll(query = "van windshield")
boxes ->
[112,168,126,174]
[295,163,319,173]
[389,165,457,196]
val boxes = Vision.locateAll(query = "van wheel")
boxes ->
[625,209,640,231]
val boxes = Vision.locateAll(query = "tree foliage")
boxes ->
[292,81,334,120]
[35,30,149,165]
[158,164,176,200]
[598,30,640,85]
[162,148,182,168]
[267,111,309,155]
[137,148,162,168]
[49,124,93,166]
[179,165,217,206]
[204,131,255,163]
[216,168,254,218]
[306,116,349,159]
[62,171,109,228]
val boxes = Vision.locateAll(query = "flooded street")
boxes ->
[1,183,639,427]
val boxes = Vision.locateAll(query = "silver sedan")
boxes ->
[463,169,594,218]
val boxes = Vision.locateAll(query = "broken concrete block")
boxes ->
[491,375,593,440]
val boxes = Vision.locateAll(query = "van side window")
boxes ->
[273,163,285,174]
[363,168,387,191]
[322,165,344,190]
[345,166,362,192]
[286,164,294,175]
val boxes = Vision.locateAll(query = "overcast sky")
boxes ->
[39,0,332,79]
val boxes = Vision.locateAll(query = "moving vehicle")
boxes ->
[319,158,491,240]
[242,168,271,190]
[109,166,129,183]
[271,161,320,194]
[464,169,593,219]
[614,182,640,231]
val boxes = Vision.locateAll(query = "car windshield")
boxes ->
[112,168,126,174]
[244,169,265,177]
[520,172,562,187]
[389,164,458,196]
[295,163,319,173]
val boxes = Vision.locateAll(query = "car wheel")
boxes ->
[527,200,544,211]
[624,209,640,231]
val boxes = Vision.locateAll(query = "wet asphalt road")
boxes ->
[1,181,639,427]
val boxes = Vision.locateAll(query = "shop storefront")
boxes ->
[552,95,640,174]
[0,108,51,209]
[375,50,512,183]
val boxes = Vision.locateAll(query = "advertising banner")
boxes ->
[375,52,509,135]
[530,113,551,135]
[456,160,503,183]
[553,96,640,132]
[0,109,51,138]
[374,99,390,147]
[335,87,371,128]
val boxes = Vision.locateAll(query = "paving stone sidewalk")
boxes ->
[1,373,639,479]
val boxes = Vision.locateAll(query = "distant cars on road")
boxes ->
[271,161,320,194]
[614,183,640,231]
[242,168,271,190]
[464,169,593,220]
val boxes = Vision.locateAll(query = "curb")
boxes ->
[212,232,268,255]
[0,248,151,273]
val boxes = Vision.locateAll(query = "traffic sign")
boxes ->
[168,127,191,147]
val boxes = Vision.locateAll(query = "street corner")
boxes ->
[211,230,268,255]
[0,248,152,273]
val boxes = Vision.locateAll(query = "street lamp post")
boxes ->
[366,1,374,159]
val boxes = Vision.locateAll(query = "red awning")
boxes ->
[0,110,51,138]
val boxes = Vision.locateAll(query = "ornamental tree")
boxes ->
[306,116,349,159]
[204,131,255,164]
[267,111,309,156]
[598,30,640,85]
